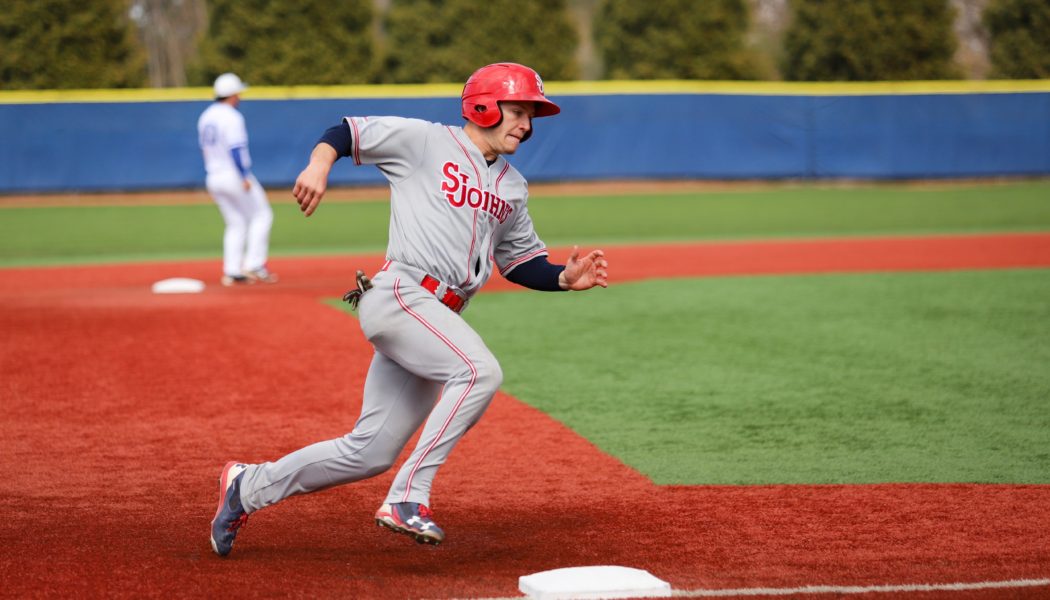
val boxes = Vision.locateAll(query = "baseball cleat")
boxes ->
[210,461,249,557]
[375,502,445,545]
[245,268,278,284]
[221,274,253,287]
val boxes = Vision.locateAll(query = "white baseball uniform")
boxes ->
[197,101,273,278]
[238,116,549,511]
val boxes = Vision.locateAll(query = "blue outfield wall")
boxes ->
[2,82,1049,193]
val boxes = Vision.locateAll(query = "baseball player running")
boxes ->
[210,63,608,556]
[197,72,278,286]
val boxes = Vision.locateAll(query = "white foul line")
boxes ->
[465,578,1050,600]
[670,578,1050,597]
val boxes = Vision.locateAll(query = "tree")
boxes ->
[190,0,374,86]
[128,0,208,88]
[0,0,146,89]
[380,0,578,84]
[984,0,1050,78]
[594,0,760,80]
[781,0,960,81]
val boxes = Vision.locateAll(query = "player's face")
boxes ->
[486,101,536,157]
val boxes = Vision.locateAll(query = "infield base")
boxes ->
[151,277,205,294]
[519,565,671,599]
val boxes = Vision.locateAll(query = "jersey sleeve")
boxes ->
[343,116,429,181]
[494,196,549,276]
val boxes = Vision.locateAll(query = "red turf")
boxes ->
[1,234,1048,599]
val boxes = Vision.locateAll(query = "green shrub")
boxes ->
[984,0,1050,79]
[0,0,146,89]
[379,0,577,84]
[190,0,374,86]
[781,0,959,81]
[595,0,760,80]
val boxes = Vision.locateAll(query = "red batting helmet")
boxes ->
[461,63,560,128]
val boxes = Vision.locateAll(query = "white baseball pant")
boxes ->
[206,171,273,276]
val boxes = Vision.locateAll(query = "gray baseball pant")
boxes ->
[238,263,502,513]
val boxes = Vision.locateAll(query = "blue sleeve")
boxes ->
[230,146,250,177]
[504,255,566,291]
[318,121,353,158]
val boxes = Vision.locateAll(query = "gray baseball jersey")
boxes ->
[352,116,548,297]
[238,117,548,512]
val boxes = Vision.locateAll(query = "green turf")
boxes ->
[462,269,1050,485]
[532,181,1050,246]
[0,203,394,266]
[2,180,1049,266]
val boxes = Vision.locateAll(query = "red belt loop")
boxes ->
[420,275,465,313]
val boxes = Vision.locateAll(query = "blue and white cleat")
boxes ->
[375,502,446,545]
[246,267,279,284]
[210,462,249,557]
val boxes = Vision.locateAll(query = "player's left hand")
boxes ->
[559,246,608,290]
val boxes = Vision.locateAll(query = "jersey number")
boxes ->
[200,124,218,147]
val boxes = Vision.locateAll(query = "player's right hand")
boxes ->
[292,144,338,216]
[292,166,326,216]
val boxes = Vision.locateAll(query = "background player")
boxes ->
[210,63,608,556]
[197,72,278,286]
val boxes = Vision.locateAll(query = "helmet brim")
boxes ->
[501,95,560,118]
[535,99,560,117]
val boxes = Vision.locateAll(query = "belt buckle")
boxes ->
[421,275,464,313]
[440,289,465,313]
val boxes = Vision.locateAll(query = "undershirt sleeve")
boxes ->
[504,255,566,291]
[318,121,353,158]
[230,146,250,177]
